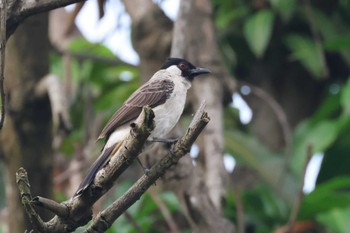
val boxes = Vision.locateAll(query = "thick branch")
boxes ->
[32,196,69,218]
[85,104,210,232]
[17,106,155,233]
[18,104,210,232]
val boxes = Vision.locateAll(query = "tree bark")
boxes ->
[171,0,235,212]
[0,13,52,232]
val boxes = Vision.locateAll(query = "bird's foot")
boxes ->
[136,158,151,176]
[149,137,179,148]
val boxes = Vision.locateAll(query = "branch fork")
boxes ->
[17,103,209,232]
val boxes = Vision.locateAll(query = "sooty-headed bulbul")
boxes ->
[74,58,210,197]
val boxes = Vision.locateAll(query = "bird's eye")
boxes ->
[179,63,188,70]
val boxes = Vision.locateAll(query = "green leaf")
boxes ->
[68,37,115,58]
[324,35,350,51]
[244,10,275,57]
[317,207,350,233]
[300,177,350,219]
[317,137,350,184]
[224,130,298,202]
[216,6,249,29]
[269,0,296,22]
[292,120,340,174]
[307,9,337,41]
[285,34,325,78]
[340,78,350,116]
[234,185,289,231]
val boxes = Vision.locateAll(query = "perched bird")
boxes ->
[74,58,210,197]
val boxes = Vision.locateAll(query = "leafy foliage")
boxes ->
[244,10,275,58]
[214,0,350,232]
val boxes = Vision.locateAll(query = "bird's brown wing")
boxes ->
[98,78,175,139]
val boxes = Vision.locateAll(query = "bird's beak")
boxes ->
[190,67,211,77]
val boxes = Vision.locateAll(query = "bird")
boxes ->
[74,58,210,197]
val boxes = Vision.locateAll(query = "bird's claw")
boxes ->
[150,137,179,148]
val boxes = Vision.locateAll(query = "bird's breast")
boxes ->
[150,81,188,138]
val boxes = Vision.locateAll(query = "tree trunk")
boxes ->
[171,0,235,212]
[0,13,53,232]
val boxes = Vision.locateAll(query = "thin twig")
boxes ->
[18,104,209,232]
[18,107,156,233]
[233,187,245,233]
[0,0,7,129]
[238,81,292,150]
[31,196,69,218]
[148,189,181,233]
[64,2,85,36]
[123,211,146,233]
[286,145,313,233]
[16,168,49,232]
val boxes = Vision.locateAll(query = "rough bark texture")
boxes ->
[15,106,209,232]
[171,0,235,212]
[0,13,53,232]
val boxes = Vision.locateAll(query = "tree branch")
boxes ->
[17,105,209,232]
[85,103,209,232]
[17,106,155,232]
[16,168,49,232]
[32,196,69,219]
[0,0,6,129]
[238,81,292,150]
[286,145,313,233]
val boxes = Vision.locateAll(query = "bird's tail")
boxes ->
[74,142,122,197]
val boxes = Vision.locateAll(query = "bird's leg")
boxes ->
[136,157,151,175]
[149,137,179,148]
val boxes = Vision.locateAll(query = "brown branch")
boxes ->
[233,188,245,233]
[17,106,155,233]
[238,81,292,150]
[286,145,313,233]
[84,105,210,232]
[31,196,69,218]
[123,211,146,233]
[0,0,6,129]
[16,168,49,232]
[64,1,85,36]
[148,189,180,233]
[18,105,209,232]
[97,0,105,19]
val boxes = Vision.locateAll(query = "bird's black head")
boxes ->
[161,58,210,81]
